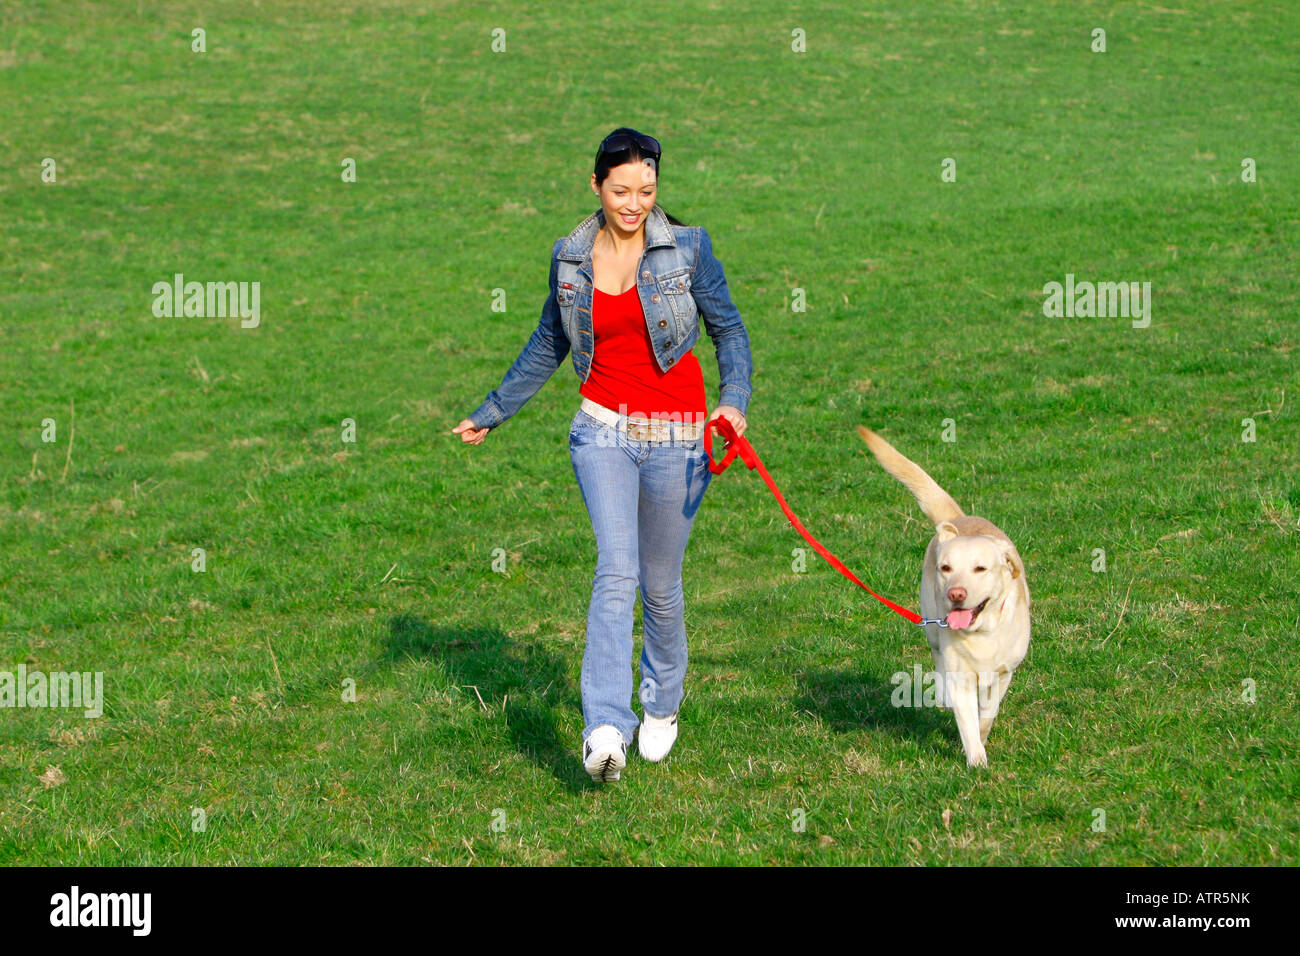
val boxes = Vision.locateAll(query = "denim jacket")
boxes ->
[467,204,754,429]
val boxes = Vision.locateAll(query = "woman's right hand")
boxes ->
[452,419,490,445]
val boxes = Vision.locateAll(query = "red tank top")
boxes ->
[579,285,706,422]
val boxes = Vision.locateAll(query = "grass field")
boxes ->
[1,1,1297,865]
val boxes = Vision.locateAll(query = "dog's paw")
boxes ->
[965,748,988,768]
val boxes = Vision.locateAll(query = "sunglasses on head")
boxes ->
[599,131,661,162]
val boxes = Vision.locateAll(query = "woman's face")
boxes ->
[591,159,658,238]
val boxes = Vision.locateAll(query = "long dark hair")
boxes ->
[594,127,688,226]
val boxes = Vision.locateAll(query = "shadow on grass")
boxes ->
[383,613,590,793]
[794,666,956,747]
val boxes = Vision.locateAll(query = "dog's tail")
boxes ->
[856,426,964,526]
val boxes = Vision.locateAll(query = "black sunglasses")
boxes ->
[599,131,661,161]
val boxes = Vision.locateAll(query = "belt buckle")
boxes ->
[624,416,701,443]
[626,419,664,442]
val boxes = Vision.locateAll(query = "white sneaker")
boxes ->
[638,712,679,762]
[582,725,627,782]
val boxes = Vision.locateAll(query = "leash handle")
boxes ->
[703,415,925,626]
[704,415,757,474]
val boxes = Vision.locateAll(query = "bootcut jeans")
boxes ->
[568,405,713,746]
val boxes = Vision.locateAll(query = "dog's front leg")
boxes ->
[948,670,988,767]
[978,670,1013,744]
[927,630,950,710]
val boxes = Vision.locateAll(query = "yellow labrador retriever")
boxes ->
[857,426,1030,766]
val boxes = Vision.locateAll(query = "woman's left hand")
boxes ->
[708,404,747,438]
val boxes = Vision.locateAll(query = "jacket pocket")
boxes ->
[657,269,695,324]
[657,269,691,295]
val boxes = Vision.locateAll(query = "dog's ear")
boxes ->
[1002,548,1022,579]
[937,521,960,542]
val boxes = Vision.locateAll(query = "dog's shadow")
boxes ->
[793,664,957,748]
[383,614,589,793]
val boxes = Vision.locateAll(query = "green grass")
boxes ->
[1,0,1297,864]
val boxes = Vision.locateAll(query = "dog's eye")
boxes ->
[940,565,951,573]
[973,566,987,573]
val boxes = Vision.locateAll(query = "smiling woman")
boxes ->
[452,126,756,784]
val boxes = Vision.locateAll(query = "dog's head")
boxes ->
[933,523,1022,630]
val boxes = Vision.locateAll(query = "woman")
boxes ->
[453,128,754,783]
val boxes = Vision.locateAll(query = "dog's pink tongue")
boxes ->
[947,608,974,630]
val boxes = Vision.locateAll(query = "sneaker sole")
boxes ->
[585,751,626,783]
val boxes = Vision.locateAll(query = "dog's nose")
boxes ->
[948,586,966,604]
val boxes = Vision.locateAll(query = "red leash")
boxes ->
[704,417,933,627]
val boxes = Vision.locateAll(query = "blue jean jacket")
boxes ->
[467,205,754,429]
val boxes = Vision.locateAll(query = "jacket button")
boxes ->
[658,319,667,328]
[651,293,661,303]
[665,341,673,347]
[666,357,674,365]
[641,270,651,280]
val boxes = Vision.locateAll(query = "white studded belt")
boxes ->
[579,397,705,442]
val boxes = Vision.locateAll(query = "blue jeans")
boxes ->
[569,407,713,745]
